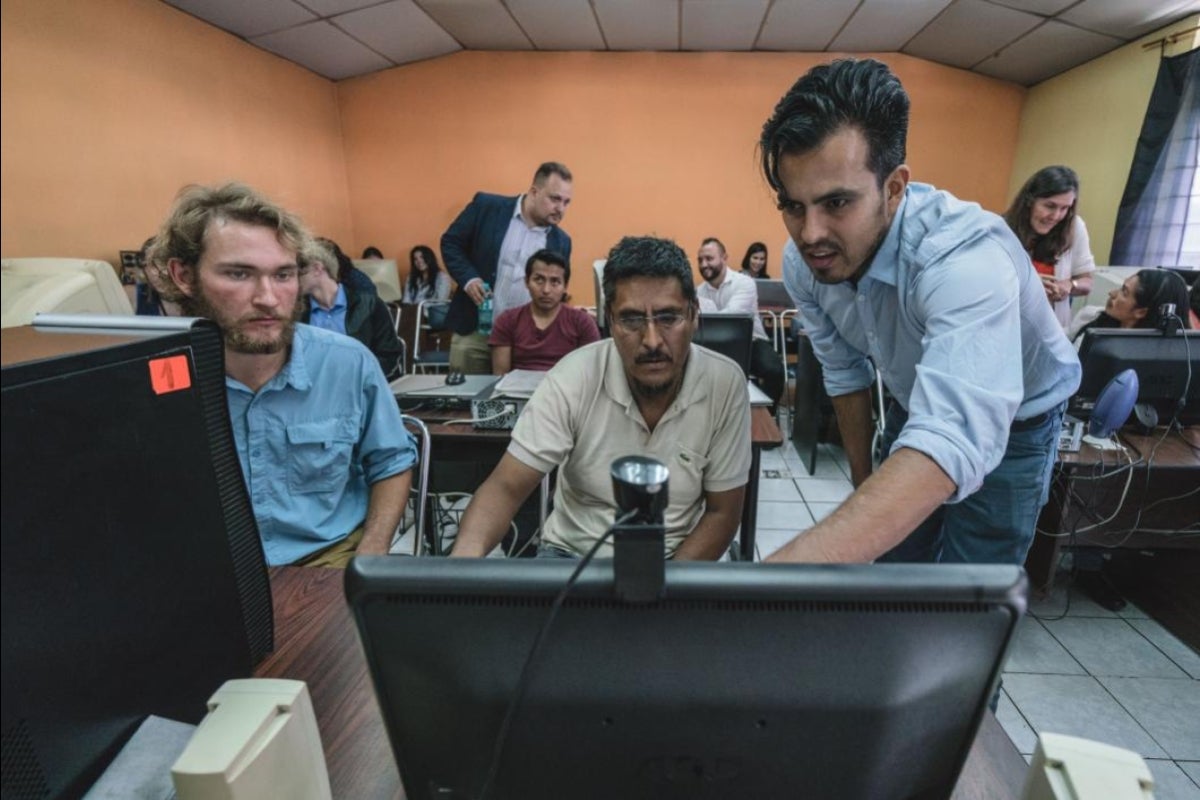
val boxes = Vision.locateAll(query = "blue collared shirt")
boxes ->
[307,284,348,334]
[783,183,1080,502]
[224,324,417,565]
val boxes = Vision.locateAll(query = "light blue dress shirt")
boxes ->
[224,324,417,565]
[307,284,348,334]
[783,183,1080,502]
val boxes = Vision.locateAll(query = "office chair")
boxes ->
[398,414,431,555]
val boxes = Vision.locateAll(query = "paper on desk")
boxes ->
[495,369,547,398]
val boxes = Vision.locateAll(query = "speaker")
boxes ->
[1088,368,1139,438]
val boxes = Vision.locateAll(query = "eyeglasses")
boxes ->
[613,311,688,334]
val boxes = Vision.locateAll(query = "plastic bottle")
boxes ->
[477,283,494,336]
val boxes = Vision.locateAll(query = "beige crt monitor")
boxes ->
[172,679,331,800]
[1,258,133,328]
[354,258,402,302]
[1022,733,1154,800]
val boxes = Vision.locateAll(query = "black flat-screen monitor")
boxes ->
[1,317,273,800]
[693,312,753,376]
[346,557,1026,800]
[1074,328,1199,425]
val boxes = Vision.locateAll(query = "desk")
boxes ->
[1024,426,1200,592]
[258,566,1028,800]
[408,406,782,560]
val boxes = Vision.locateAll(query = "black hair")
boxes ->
[533,162,572,185]
[1080,269,1193,335]
[602,236,695,316]
[407,245,443,296]
[741,241,769,278]
[361,245,384,259]
[700,237,726,255]
[760,58,909,200]
[524,249,570,283]
[1004,166,1080,264]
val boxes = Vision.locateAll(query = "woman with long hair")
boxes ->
[403,245,452,304]
[1004,166,1095,329]
[741,242,769,278]
[1069,269,1192,341]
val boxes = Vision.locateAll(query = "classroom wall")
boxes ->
[338,51,1026,305]
[1007,15,1200,266]
[0,0,353,267]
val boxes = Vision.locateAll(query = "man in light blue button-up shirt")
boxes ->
[158,182,416,566]
[759,59,1079,565]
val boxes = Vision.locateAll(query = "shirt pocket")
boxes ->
[286,418,358,494]
[671,444,709,485]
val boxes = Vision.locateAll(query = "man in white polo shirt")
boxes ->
[451,236,751,559]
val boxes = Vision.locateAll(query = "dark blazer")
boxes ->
[440,192,572,336]
[301,283,403,379]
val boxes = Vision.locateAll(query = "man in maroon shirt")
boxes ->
[489,249,600,374]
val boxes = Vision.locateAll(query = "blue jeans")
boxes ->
[877,402,1064,565]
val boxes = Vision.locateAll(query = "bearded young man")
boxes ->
[157,182,416,567]
[760,60,1080,566]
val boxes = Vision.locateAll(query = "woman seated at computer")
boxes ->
[403,245,452,305]
[740,241,769,278]
[490,249,599,374]
[1005,166,1095,330]
[1068,269,1192,341]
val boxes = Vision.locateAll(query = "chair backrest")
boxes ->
[400,415,431,555]
[1,258,132,328]
[592,259,607,335]
[693,312,753,376]
[412,300,451,368]
[353,259,402,303]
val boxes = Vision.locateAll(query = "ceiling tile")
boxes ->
[418,0,533,49]
[335,1,461,64]
[163,0,315,38]
[903,0,1042,68]
[681,0,770,51]
[252,20,393,79]
[987,0,1076,14]
[507,0,605,50]
[300,0,382,15]
[1060,0,1200,40]
[758,0,859,51]
[828,0,951,52]
[974,18,1124,84]
[593,0,679,50]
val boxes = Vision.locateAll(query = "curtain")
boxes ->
[1110,48,1199,267]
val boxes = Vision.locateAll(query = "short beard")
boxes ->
[180,289,301,355]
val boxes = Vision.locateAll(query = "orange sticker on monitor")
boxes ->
[149,355,192,394]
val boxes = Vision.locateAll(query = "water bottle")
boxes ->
[476,283,494,336]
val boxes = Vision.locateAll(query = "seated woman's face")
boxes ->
[749,251,766,274]
[1106,276,1147,327]
[1029,191,1075,236]
[413,251,428,274]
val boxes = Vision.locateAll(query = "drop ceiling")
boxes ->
[163,0,1199,85]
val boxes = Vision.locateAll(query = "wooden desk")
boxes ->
[1025,425,1200,592]
[259,566,1028,800]
[408,406,782,560]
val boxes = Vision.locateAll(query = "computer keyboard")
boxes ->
[1058,416,1084,453]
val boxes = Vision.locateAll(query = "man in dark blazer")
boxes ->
[440,162,574,373]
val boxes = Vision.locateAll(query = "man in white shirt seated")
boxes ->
[451,235,751,560]
[696,237,786,409]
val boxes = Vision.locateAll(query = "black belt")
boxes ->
[1010,411,1051,432]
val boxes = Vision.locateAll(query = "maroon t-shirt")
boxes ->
[489,304,601,371]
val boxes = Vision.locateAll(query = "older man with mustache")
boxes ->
[452,236,751,560]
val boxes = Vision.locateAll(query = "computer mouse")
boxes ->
[445,370,466,386]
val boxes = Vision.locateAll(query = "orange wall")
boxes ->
[0,0,352,266]
[339,51,1025,305]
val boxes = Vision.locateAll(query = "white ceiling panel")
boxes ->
[418,0,533,49]
[508,0,606,50]
[335,1,461,65]
[681,0,770,51]
[904,0,1042,68]
[164,0,315,38]
[1060,0,1200,40]
[828,0,951,52]
[593,0,679,50]
[987,0,1076,15]
[300,0,382,15]
[757,0,859,51]
[252,20,393,79]
[974,19,1124,84]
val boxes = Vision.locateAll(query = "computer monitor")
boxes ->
[754,279,792,308]
[353,258,402,303]
[1,317,272,799]
[347,557,1026,800]
[693,312,753,376]
[1074,328,1199,425]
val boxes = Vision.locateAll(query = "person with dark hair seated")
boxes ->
[362,245,384,259]
[403,245,452,305]
[1069,268,1193,340]
[300,240,405,378]
[489,249,599,374]
[741,241,770,278]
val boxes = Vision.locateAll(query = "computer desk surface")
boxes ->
[259,566,1028,800]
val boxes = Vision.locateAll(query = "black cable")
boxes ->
[478,509,639,800]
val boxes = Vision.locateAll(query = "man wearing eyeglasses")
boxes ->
[452,236,751,559]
